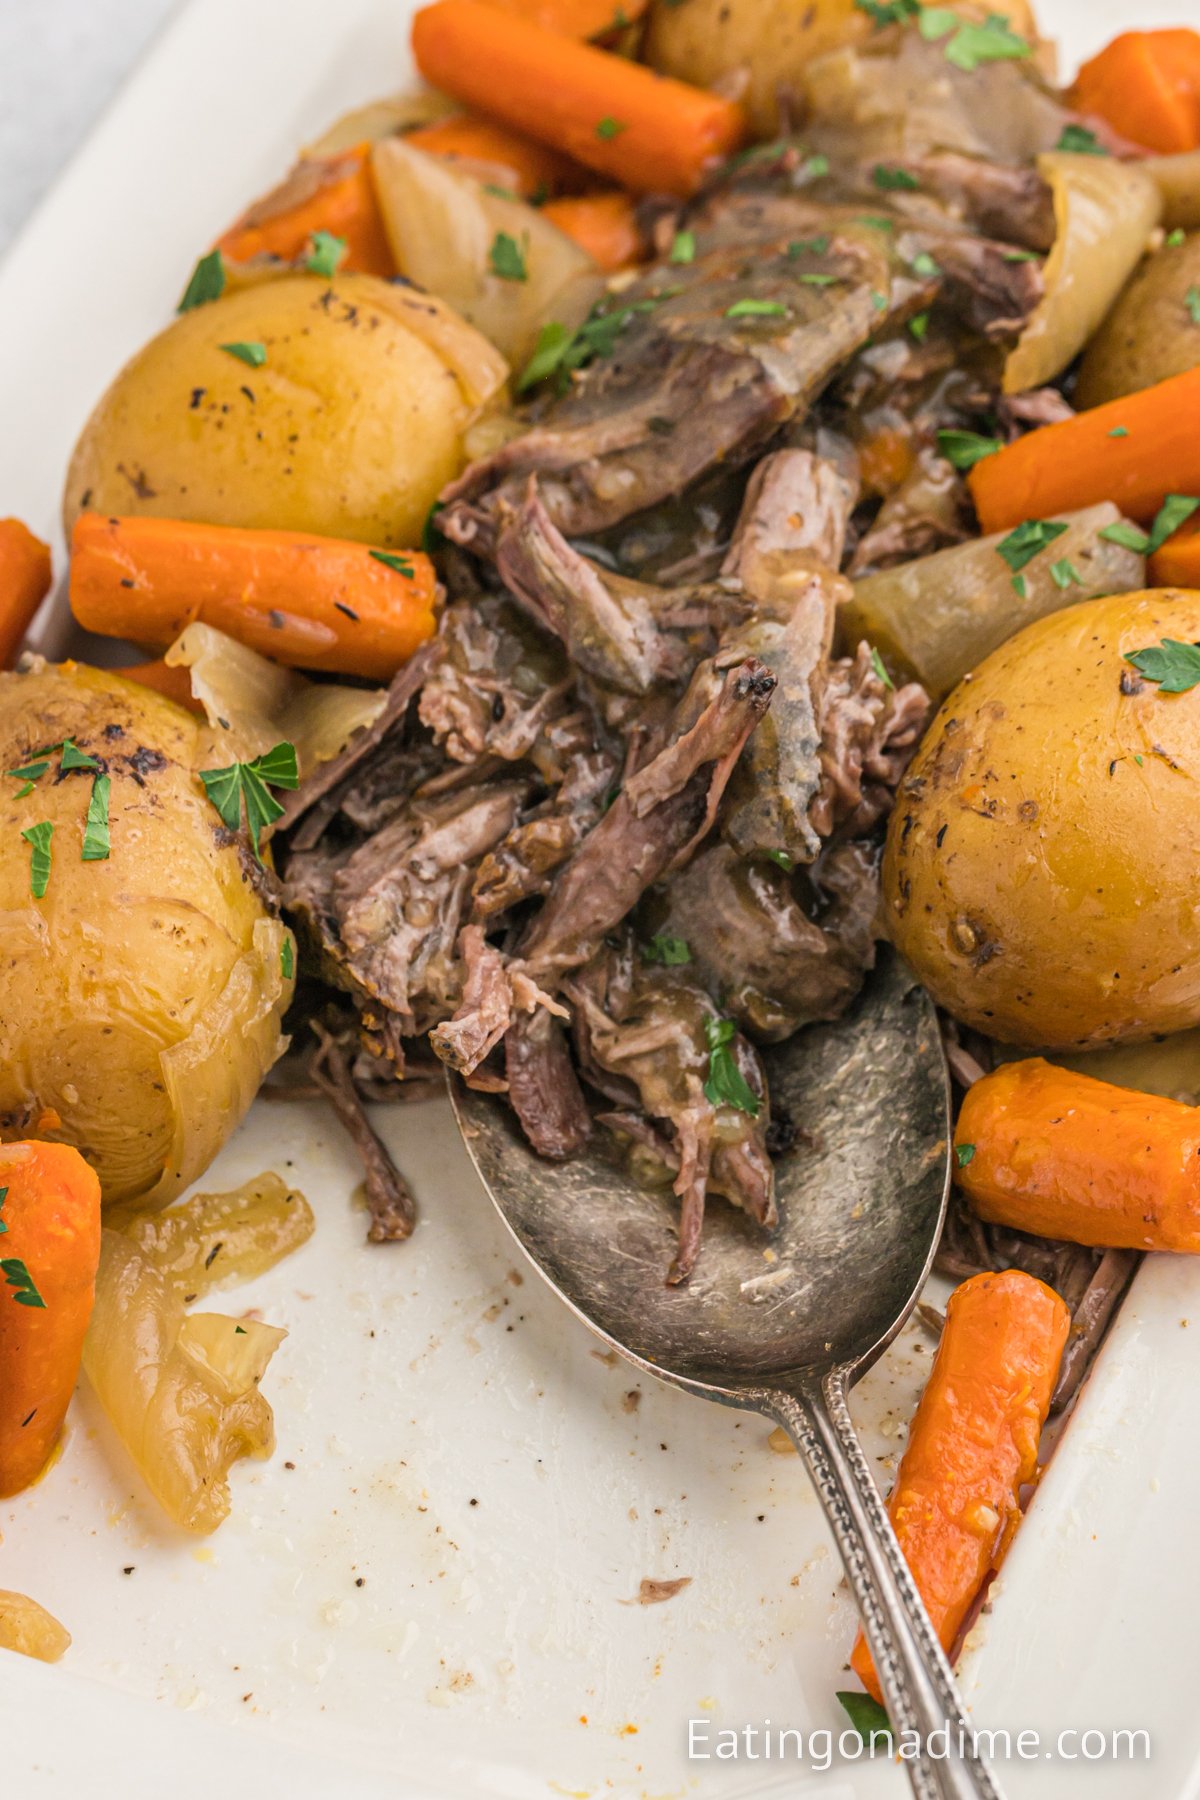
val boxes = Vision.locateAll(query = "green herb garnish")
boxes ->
[955,1143,976,1167]
[60,738,99,773]
[1099,520,1149,552]
[929,12,1031,69]
[1002,249,1040,262]
[1166,228,1186,247]
[1012,573,1027,598]
[0,1187,8,1233]
[489,231,528,282]
[2,1258,46,1309]
[836,1691,893,1748]
[909,251,940,278]
[1123,639,1200,694]
[595,116,627,140]
[725,298,789,319]
[22,821,53,898]
[937,429,1002,470]
[915,6,958,39]
[857,215,895,233]
[854,0,919,23]
[199,741,299,860]
[281,936,295,980]
[870,646,894,690]
[81,774,111,862]
[220,341,267,368]
[703,1016,760,1116]
[995,518,1068,573]
[306,230,347,277]
[908,311,930,340]
[797,272,839,287]
[1186,286,1200,326]
[642,933,691,966]
[870,290,888,312]
[788,234,831,258]
[370,549,416,577]
[423,501,446,556]
[1050,558,1083,590]
[177,250,225,312]
[516,296,666,392]
[1055,124,1107,155]
[804,153,830,179]
[764,849,794,871]
[1147,493,1200,554]
[1108,425,1129,438]
[873,164,919,192]
[670,229,696,265]
[7,758,50,798]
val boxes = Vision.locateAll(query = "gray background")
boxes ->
[0,0,179,255]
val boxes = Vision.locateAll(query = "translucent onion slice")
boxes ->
[303,88,459,158]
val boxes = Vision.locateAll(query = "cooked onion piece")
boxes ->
[1003,151,1161,394]
[0,1592,71,1663]
[1144,149,1200,231]
[84,1175,314,1532]
[303,88,459,158]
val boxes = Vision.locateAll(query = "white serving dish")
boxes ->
[2,1,1200,1795]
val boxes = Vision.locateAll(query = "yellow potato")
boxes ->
[0,662,292,1206]
[64,273,508,547]
[883,590,1200,1050]
[1076,232,1200,408]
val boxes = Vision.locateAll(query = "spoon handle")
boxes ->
[767,1371,1004,1800]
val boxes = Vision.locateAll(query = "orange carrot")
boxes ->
[0,517,52,668]
[115,657,204,714]
[1149,516,1200,586]
[850,1269,1068,1704]
[480,0,648,38]
[0,1142,102,1499]
[411,0,745,197]
[218,143,393,276]
[1070,31,1200,155]
[969,366,1200,534]
[69,513,438,682]
[955,1057,1200,1252]
[406,114,588,198]
[542,191,643,268]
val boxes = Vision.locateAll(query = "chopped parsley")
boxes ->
[642,933,691,966]
[177,250,225,312]
[1105,494,1200,558]
[60,738,98,773]
[669,229,696,265]
[908,311,930,340]
[595,116,627,140]
[872,164,919,192]
[703,1016,760,1116]
[920,9,1031,69]
[2,1258,46,1309]
[81,774,111,862]
[836,1691,893,1748]
[870,646,894,690]
[1108,425,1129,438]
[220,341,267,368]
[937,429,1002,470]
[995,518,1068,573]
[199,741,299,861]
[22,821,53,898]
[797,272,839,286]
[1011,573,1027,598]
[1001,249,1040,262]
[370,549,416,577]
[764,848,794,871]
[1166,228,1186,247]
[7,757,51,798]
[857,215,895,233]
[725,298,789,319]
[909,251,940,278]
[1186,285,1200,326]
[516,296,666,393]
[1054,124,1107,155]
[422,501,446,556]
[788,234,832,258]
[306,230,347,277]
[955,1143,976,1167]
[1123,639,1200,694]
[0,1187,6,1234]
[1050,558,1083,590]
[1099,520,1150,553]
[854,0,919,23]
[804,152,830,179]
[281,936,295,980]
[870,289,888,312]
[488,231,528,282]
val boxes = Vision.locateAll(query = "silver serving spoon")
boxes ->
[449,947,1000,1799]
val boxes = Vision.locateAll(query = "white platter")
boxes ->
[2,1,1200,1795]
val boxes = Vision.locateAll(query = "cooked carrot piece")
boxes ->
[541,191,643,268]
[0,1141,102,1499]
[955,1057,1200,1251]
[850,1269,1069,1704]
[1070,31,1200,155]
[411,0,746,197]
[0,517,52,668]
[405,115,589,197]
[69,513,438,682]
[115,657,204,713]
[217,142,393,276]
[480,0,647,37]
[968,366,1200,534]
[1149,516,1200,586]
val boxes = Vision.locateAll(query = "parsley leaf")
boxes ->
[220,341,267,368]
[703,1016,760,1116]
[370,549,416,578]
[873,164,919,192]
[595,116,627,139]
[81,774,111,862]
[1099,520,1149,552]
[423,500,446,556]
[306,230,347,277]
[764,849,794,871]
[870,646,894,690]
[909,251,940,278]
[1166,228,1186,247]
[1108,425,1129,438]
[798,272,839,286]
[995,518,1068,573]
[515,296,667,392]
[836,1691,893,1748]
[281,935,296,981]
[916,6,958,38]
[0,1186,7,1234]
[854,0,919,24]
[177,250,225,312]
[1123,639,1200,694]
[22,821,53,898]
[955,1143,976,1167]
[857,215,895,233]
[788,234,831,257]
[670,229,696,265]
[60,738,98,773]
[940,14,1031,69]
[804,152,830,179]
[1186,286,1200,326]
[725,298,789,319]
[1147,493,1200,554]
[642,933,691,966]
[1011,573,1027,598]
[937,429,1002,470]
[2,1258,46,1309]
[1002,249,1040,262]
[7,757,50,798]
[908,311,930,340]
[1055,124,1107,155]
[1050,558,1083,590]
[198,742,299,860]
[489,231,528,282]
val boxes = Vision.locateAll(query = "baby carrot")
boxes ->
[69,512,439,681]
[115,657,204,713]
[479,0,648,37]
[411,0,746,197]
[955,1057,1200,1252]
[850,1269,1069,1704]
[542,191,643,268]
[969,366,1200,534]
[405,115,588,198]
[0,516,52,668]
[1149,516,1200,586]
[218,143,393,276]
[0,1141,102,1499]
[1070,31,1200,155]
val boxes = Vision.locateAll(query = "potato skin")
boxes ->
[883,590,1200,1050]
[64,273,499,547]
[0,662,291,1206]
[1076,233,1200,408]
